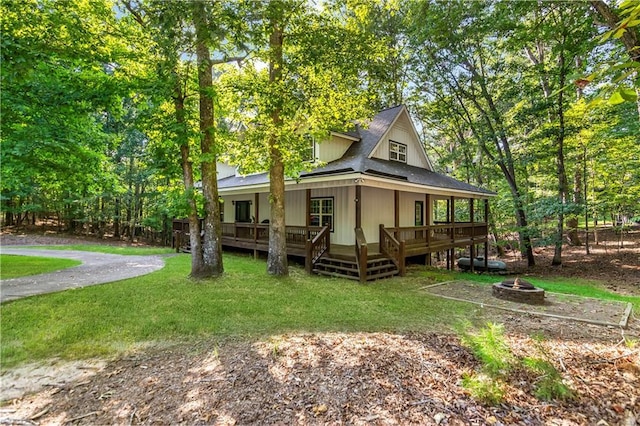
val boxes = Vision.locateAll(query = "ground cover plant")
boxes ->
[0,254,81,279]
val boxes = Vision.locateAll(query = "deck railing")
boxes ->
[387,222,488,249]
[354,227,368,282]
[305,225,331,273]
[380,225,406,276]
[220,223,323,247]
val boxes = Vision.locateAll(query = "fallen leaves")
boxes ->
[3,332,639,425]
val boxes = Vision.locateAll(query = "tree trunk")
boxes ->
[193,1,223,278]
[552,40,569,266]
[567,165,582,246]
[114,197,120,238]
[176,85,206,276]
[266,20,288,276]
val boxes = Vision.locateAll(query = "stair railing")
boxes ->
[379,224,406,276]
[354,228,368,283]
[305,225,331,273]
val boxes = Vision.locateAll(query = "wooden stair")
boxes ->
[313,256,399,281]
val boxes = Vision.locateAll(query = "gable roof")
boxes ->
[218,105,495,197]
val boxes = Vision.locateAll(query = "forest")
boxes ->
[2,0,639,273]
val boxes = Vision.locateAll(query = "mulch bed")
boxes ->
[424,280,633,328]
[1,333,639,425]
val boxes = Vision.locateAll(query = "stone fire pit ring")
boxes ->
[492,278,545,305]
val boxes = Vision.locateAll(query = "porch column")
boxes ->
[254,192,260,258]
[449,196,455,270]
[394,189,400,228]
[484,199,489,270]
[425,194,432,266]
[392,190,400,240]
[469,198,475,272]
[355,185,362,229]
[305,189,311,229]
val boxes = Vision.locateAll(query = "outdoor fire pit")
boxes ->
[492,277,545,305]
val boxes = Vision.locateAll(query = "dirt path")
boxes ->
[0,248,166,303]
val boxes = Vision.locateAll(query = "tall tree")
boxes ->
[223,0,373,276]
[513,2,595,265]
[407,0,537,266]
[192,0,224,277]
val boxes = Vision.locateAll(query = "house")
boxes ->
[174,105,495,281]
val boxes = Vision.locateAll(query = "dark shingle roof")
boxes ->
[218,105,495,196]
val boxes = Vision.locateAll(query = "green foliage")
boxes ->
[461,373,506,405]
[220,1,375,177]
[460,322,514,377]
[522,357,574,401]
[0,255,81,279]
[459,322,576,404]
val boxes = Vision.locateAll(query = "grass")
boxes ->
[0,253,476,369]
[2,253,638,371]
[25,244,174,256]
[0,255,81,279]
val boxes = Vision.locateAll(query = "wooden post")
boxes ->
[394,190,400,230]
[399,241,406,276]
[305,239,311,273]
[305,189,312,271]
[305,189,311,228]
[469,198,475,272]
[254,192,259,258]
[484,199,489,271]
[355,185,362,229]
[425,194,432,265]
[450,196,455,243]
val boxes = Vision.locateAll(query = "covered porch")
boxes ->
[173,207,490,281]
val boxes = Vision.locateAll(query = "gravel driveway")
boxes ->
[0,248,166,303]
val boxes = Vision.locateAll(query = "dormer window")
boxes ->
[303,135,317,163]
[389,140,407,163]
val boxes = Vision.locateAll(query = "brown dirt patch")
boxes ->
[502,227,640,296]
[425,280,633,328]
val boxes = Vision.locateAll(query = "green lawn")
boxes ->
[1,252,637,370]
[0,254,82,279]
[26,244,174,255]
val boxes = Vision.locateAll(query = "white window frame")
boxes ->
[389,140,407,163]
[310,197,334,232]
[303,135,317,163]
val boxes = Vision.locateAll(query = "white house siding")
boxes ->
[399,192,430,227]
[371,113,430,170]
[360,186,394,244]
[304,186,356,245]
[216,162,237,179]
[317,134,354,163]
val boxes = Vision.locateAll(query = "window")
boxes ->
[389,140,407,163]
[310,197,333,231]
[303,135,317,163]
[235,200,252,223]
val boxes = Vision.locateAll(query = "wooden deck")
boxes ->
[173,220,489,279]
